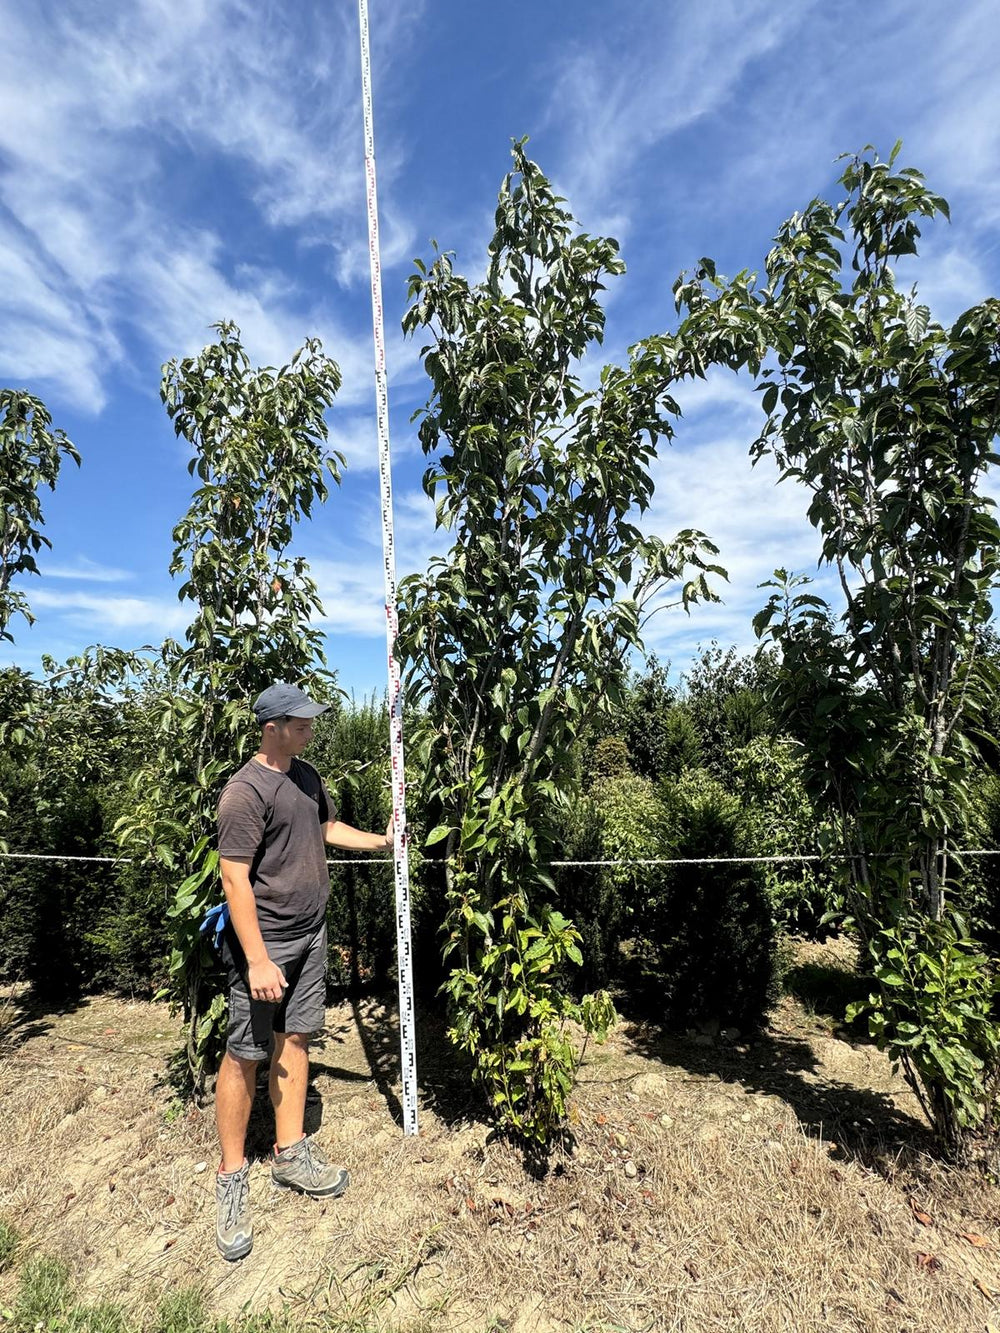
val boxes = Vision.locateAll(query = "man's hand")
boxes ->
[248,957,287,1003]
[324,817,400,851]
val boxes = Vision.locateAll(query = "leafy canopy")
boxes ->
[0,390,79,642]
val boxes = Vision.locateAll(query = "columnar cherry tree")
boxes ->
[660,145,1000,1158]
[117,323,343,1090]
[397,143,723,1148]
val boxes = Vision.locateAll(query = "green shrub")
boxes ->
[554,773,670,991]
[587,736,630,784]
[0,754,112,1001]
[0,667,173,1004]
[731,737,841,938]
[0,762,171,1003]
[311,696,394,991]
[81,861,172,998]
[847,917,1000,1154]
[965,770,1000,965]
[682,644,779,781]
[586,658,702,783]
[652,705,703,780]
[647,770,778,1031]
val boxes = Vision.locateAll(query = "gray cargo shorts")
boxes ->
[221,921,328,1061]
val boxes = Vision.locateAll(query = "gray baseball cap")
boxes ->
[253,683,330,724]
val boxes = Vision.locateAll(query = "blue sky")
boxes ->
[2,0,999,698]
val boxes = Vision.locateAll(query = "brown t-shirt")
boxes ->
[217,757,337,940]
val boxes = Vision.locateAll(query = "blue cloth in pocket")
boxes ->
[200,901,231,950]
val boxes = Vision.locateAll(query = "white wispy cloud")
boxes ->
[310,556,387,638]
[0,0,423,412]
[898,243,994,330]
[324,408,424,476]
[303,483,452,646]
[29,589,189,634]
[327,415,381,474]
[0,215,120,411]
[40,559,134,584]
[912,2,1000,228]
[543,1,810,237]
[130,229,372,404]
[639,425,841,666]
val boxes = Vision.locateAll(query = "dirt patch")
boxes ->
[1,946,998,1332]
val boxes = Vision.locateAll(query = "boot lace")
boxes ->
[221,1168,249,1230]
[298,1136,328,1183]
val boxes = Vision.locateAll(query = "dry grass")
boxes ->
[0,945,998,1332]
[0,982,23,1057]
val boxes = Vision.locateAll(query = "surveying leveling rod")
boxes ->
[357,0,419,1137]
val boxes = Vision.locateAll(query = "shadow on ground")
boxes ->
[237,986,482,1159]
[781,956,871,1024]
[621,1008,934,1167]
[0,986,80,1056]
[338,987,481,1130]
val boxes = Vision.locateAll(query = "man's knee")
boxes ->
[275,1031,310,1051]
[222,1048,261,1073]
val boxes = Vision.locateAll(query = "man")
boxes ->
[213,682,393,1261]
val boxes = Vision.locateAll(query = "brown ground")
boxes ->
[1,940,999,1333]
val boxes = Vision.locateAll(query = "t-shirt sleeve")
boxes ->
[217,781,266,859]
[319,776,338,826]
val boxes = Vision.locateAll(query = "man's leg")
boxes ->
[270,1031,310,1150]
[216,1050,259,1172]
[268,925,348,1199]
[214,1049,258,1261]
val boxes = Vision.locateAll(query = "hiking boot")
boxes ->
[271,1136,349,1198]
[216,1160,252,1261]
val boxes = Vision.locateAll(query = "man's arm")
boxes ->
[322,818,394,852]
[219,855,287,1002]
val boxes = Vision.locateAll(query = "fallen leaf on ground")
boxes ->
[975,1278,998,1301]
[684,1260,700,1280]
[915,1252,941,1271]
[960,1232,990,1247]
[909,1197,934,1226]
